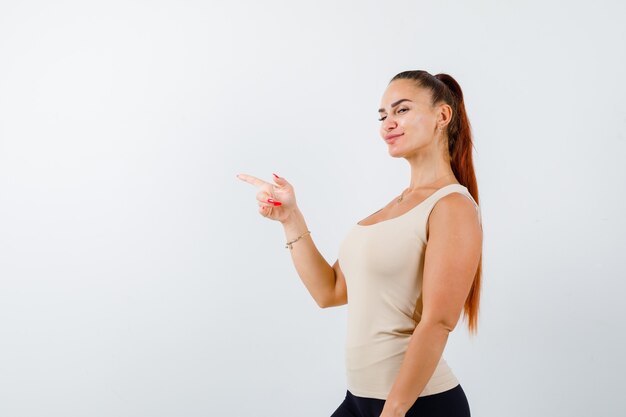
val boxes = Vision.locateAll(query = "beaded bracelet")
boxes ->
[285,230,311,250]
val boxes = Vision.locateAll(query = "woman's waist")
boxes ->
[346,324,415,348]
[345,335,412,368]
[345,351,458,398]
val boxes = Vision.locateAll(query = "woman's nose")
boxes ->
[383,117,397,131]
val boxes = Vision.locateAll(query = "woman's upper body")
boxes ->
[337,182,481,399]
[329,71,483,325]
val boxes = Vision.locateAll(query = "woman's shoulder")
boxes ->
[436,183,478,207]
[430,185,482,228]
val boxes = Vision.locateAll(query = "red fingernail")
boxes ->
[272,173,280,179]
[267,198,282,206]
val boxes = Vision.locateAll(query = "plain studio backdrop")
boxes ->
[1,1,625,416]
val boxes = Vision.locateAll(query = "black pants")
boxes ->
[330,384,470,417]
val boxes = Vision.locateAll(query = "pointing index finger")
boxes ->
[236,173,269,188]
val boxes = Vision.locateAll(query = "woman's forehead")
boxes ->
[379,80,431,109]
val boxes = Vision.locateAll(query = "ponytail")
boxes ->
[390,70,482,335]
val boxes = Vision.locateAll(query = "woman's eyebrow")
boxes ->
[378,98,413,113]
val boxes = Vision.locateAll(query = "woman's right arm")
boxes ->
[281,207,347,308]
[236,172,346,308]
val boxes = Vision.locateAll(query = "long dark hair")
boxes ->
[390,70,482,335]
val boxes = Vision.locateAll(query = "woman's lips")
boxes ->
[385,133,403,144]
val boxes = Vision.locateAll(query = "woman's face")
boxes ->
[378,79,441,158]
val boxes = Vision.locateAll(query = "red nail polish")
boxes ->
[273,173,280,179]
[267,198,282,206]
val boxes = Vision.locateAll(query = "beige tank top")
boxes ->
[337,184,481,400]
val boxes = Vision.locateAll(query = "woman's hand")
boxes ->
[379,407,405,417]
[236,172,298,224]
[379,400,406,417]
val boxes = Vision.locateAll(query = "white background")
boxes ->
[1,1,625,416]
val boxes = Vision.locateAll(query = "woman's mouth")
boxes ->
[385,133,403,144]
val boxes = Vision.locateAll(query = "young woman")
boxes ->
[237,70,483,417]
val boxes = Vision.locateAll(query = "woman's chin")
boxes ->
[387,144,404,157]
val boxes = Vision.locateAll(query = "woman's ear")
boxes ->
[438,103,453,128]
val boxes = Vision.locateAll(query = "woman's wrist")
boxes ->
[281,206,304,228]
[281,207,309,240]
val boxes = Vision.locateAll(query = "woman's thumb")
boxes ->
[272,173,287,185]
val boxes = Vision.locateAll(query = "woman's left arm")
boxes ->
[380,193,483,417]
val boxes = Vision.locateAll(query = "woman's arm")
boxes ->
[237,172,346,308]
[282,207,347,308]
[380,193,483,417]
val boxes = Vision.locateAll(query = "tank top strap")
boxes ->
[417,184,481,243]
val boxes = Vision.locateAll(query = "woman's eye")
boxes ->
[379,108,408,121]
